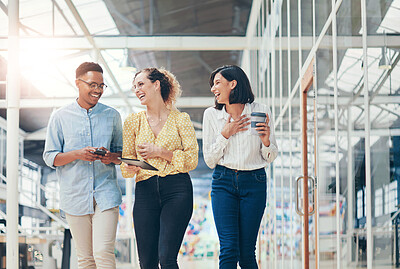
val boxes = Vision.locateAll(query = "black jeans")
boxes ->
[133,173,193,269]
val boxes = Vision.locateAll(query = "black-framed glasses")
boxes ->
[78,79,107,90]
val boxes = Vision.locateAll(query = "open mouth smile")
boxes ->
[90,93,101,98]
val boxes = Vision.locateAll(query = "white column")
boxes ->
[6,1,20,268]
[297,0,305,267]
[347,108,354,265]
[242,49,250,75]
[286,0,294,267]
[360,0,373,268]
[332,0,341,268]
[279,2,284,268]
[271,1,277,266]
[126,177,138,267]
[312,0,320,267]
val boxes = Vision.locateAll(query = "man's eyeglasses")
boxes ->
[78,79,107,90]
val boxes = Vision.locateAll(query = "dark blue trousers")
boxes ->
[211,165,267,269]
[133,173,193,269]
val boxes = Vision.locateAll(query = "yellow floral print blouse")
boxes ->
[121,110,199,182]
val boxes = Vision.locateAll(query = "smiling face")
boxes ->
[132,72,160,106]
[211,72,237,105]
[76,71,104,110]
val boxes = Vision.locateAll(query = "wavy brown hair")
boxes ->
[134,67,182,109]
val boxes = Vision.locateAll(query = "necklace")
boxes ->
[146,109,169,127]
[147,115,163,127]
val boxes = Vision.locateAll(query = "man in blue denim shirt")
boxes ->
[43,62,123,268]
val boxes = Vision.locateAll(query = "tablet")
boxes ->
[118,157,158,171]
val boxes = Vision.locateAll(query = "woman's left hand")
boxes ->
[256,114,271,147]
[137,143,161,160]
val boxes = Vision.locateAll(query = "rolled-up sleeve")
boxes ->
[121,113,138,178]
[202,108,228,169]
[170,113,198,172]
[43,112,63,169]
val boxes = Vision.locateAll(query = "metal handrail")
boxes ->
[19,191,68,229]
[1,167,66,229]
[390,208,400,223]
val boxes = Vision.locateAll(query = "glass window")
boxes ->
[374,188,383,217]
[357,189,363,219]
[389,181,398,213]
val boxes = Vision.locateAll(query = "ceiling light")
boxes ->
[120,48,136,72]
[378,47,391,70]
[379,31,391,70]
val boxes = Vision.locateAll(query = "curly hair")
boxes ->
[134,67,182,109]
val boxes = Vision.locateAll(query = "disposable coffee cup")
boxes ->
[250,112,267,136]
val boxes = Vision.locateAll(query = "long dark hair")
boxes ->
[209,65,254,110]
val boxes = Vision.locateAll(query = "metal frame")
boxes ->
[2,0,398,268]
[361,0,373,268]
[244,0,386,268]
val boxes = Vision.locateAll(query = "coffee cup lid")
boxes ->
[251,112,266,117]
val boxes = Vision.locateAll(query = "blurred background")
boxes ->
[1,0,400,268]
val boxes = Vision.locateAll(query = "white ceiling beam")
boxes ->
[1,35,398,51]
[25,127,400,141]
[0,36,249,51]
[1,95,398,109]
[322,128,400,137]
[279,35,400,50]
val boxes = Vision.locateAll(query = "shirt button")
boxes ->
[87,133,90,136]
[89,162,92,165]
[90,177,93,179]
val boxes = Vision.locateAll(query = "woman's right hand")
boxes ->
[121,162,141,174]
[221,115,250,139]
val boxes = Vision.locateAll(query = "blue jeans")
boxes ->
[211,165,267,269]
[133,173,193,269]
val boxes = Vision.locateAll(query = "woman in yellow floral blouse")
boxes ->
[121,67,198,269]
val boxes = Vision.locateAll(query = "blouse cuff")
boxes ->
[261,143,278,163]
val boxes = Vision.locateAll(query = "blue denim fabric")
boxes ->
[43,101,123,215]
[133,173,193,269]
[211,165,267,269]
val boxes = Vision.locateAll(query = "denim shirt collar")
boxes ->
[74,99,101,114]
